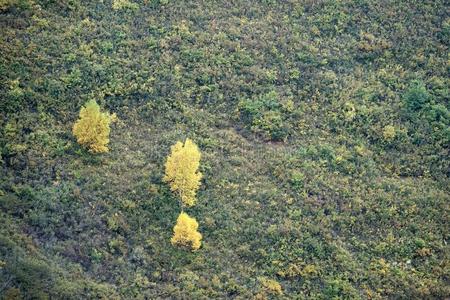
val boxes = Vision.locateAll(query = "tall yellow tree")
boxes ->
[163,138,202,207]
[171,212,202,251]
[72,100,115,153]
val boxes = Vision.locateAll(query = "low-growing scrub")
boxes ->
[0,0,448,298]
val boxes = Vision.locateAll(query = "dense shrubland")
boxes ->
[0,0,449,299]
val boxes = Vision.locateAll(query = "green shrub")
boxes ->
[238,91,289,141]
[0,0,31,11]
[425,104,450,144]
[425,104,449,124]
[324,278,360,299]
[403,80,430,111]
[290,170,305,190]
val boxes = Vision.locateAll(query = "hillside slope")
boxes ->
[1,0,449,298]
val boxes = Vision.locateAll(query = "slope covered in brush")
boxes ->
[0,0,449,298]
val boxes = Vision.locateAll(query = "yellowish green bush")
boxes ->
[163,138,202,207]
[72,100,115,153]
[343,102,356,122]
[171,212,202,251]
[112,0,138,11]
[259,277,283,295]
[383,125,396,141]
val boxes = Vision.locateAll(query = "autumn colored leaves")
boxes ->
[164,139,203,251]
[73,101,203,251]
[170,212,202,251]
[163,139,202,207]
[72,100,116,153]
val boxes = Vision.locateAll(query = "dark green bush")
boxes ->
[403,80,430,111]
[0,0,32,11]
[238,91,289,141]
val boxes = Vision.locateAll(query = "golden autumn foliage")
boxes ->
[163,138,202,207]
[171,212,202,251]
[72,100,115,153]
[260,278,283,295]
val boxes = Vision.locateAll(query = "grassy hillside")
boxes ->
[1,0,449,298]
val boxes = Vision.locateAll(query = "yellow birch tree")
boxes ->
[171,212,202,251]
[72,100,115,153]
[163,138,202,207]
